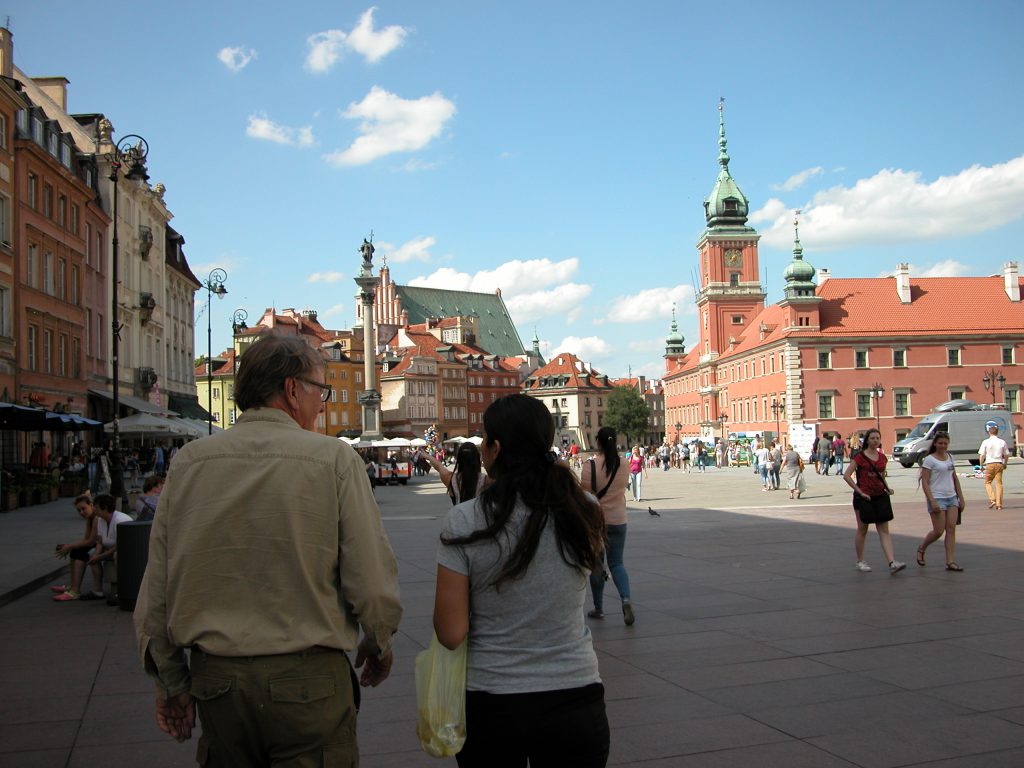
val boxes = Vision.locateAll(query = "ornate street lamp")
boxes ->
[674,421,682,441]
[231,309,248,375]
[771,397,786,446]
[982,368,1006,404]
[109,134,149,508]
[870,382,885,431]
[203,269,227,434]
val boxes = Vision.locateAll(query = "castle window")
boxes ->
[946,348,961,367]
[855,349,869,369]
[893,349,906,367]
[729,273,739,287]
[731,315,743,324]
[817,350,832,369]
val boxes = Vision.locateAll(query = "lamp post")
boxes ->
[203,269,227,434]
[870,382,885,432]
[982,368,1006,404]
[674,421,682,442]
[231,308,248,375]
[108,135,149,508]
[771,397,786,446]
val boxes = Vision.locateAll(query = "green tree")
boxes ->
[605,386,650,445]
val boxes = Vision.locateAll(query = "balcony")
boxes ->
[137,366,158,392]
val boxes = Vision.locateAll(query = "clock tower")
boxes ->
[695,99,766,357]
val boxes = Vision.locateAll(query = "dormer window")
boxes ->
[724,198,738,212]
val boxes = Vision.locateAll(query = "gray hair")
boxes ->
[234,334,325,411]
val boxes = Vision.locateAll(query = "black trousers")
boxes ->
[456,682,608,768]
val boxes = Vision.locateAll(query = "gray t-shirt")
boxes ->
[437,497,601,694]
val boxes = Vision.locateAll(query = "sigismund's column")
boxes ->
[354,238,383,440]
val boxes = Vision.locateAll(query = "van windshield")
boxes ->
[906,419,937,439]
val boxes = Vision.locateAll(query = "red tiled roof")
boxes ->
[816,276,1024,336]
[525,352,612,390]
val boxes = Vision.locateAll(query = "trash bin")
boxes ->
[116,520,152,611]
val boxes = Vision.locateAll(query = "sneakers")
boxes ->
[53,591,80,601]
[587,609,605,619]
[889,560,906,574]
[623,603,635,627]
[855,560,872,572]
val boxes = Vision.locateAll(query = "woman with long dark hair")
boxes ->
[427,441,484,505]
[916,432,965,571]
[586,426,634,625]
[843,428,906,574]
[433,395,609,767]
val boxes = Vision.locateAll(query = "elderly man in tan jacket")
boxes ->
[135,334,403,766]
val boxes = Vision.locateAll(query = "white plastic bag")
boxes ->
[415,632,468,757]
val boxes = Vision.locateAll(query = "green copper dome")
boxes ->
[665,304,685,355]
[783,217,817,298]
[704,99,749,227]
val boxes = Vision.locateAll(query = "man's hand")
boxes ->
[155,692,196,742]
[354,638,393,687]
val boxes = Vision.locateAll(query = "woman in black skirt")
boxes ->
[843,428,906,574]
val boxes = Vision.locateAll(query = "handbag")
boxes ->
[415,633,468,757]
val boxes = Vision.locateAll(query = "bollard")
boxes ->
[116,520,152,611]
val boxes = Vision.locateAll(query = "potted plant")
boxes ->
[1,471,20,512]
[59,470,87,497]
[45,471,61,502]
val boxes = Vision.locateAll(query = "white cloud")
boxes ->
[878,260,971,278]
[400,158,442,172]
[748,197,789,225]
[628,339,665,353]
[246,114,316,147]
[379,236,435,263]
[321,303,347,319]
[217,46,257,72]
[408,257,580,296]
[550,336,612,362]
[307,271,346,283]
[772,166,823,192]
[305,8,407,72]
[347,7,408,63]
[324,87,455,166]
[753,155,1024,250]
[408,257,591,323]
[505,284,592,323]
[306,30,347,73]
[607,285,697,324]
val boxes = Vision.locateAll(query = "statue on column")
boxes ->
[360,237,375,275]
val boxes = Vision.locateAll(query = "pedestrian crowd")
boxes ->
[39,335,1013,768]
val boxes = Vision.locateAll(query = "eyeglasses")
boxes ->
[297,378,332,402]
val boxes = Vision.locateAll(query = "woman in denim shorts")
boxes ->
[916,432,966,571]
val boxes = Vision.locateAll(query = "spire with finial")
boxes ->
[665,302,685,356]
[792,209,803,257]
[783,209,816,297]
[703,98,749,228]
[718,96,731,173]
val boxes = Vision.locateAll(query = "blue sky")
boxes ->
[9,1,1024,379]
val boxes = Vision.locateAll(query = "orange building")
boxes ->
[663,109,1024,449]
[13,76,107,418]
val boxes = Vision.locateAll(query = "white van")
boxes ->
[891,400,1016,467]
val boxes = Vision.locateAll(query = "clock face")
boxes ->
[724,248,743,267]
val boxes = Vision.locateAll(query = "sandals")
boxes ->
[945,563,964,572]
[916,548,927,567]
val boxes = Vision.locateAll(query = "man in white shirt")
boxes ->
[978,420,1010,509]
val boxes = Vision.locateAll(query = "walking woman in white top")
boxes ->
[916,432,966,571]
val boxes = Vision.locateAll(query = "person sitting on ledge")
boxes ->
[52,494,104,602]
